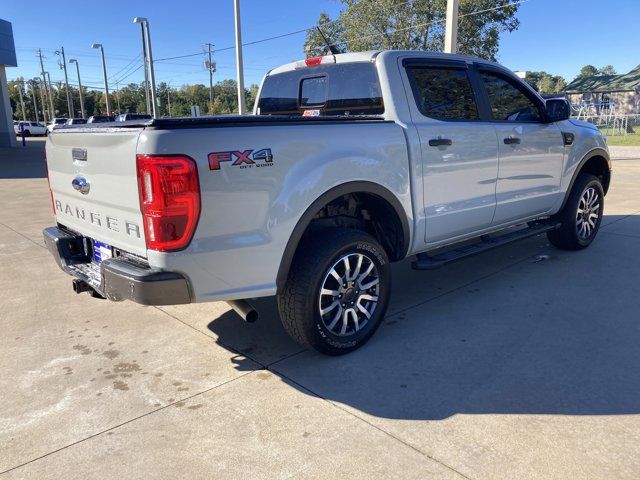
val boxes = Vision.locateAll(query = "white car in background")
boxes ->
[46,118,69,134]
[14,121,47,136]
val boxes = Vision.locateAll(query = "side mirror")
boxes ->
[545,98,570,122]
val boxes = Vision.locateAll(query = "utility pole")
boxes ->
[36,49,53,120]
[36,80,48,123]
[69,59,85,118]
[29,80,40,122]
[206,43,216,109]
[14,83,26,121]
[444,0,459,54]
[56,46,74,117]
[44,72,55,119]
[233,0,247,114]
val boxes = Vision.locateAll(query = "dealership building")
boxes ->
[0,19,17,147]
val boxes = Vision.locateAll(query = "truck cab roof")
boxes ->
[267,50,505,76]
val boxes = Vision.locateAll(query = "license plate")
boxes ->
[93,240,113,263]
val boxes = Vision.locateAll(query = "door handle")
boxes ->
[428,138,453,147]
[504,136,521,145]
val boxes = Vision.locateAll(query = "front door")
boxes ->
[477,69,564,225]
[403,60,499,244]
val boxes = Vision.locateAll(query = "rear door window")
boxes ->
[406,66,479,121]
[258,62,384,116]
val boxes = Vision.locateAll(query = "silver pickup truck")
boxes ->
[43,50,611,355]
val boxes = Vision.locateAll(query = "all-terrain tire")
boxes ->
[547,173,604,250]
[277,228,391,355]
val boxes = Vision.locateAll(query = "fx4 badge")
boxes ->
[208,148,274,171]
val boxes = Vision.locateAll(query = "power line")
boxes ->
[153,0,526,63]
[113,64,144,84]
[109,53,143,80]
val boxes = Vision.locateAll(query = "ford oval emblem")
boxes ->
[71,176,90,195]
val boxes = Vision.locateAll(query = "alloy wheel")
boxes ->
[318,253,380,336]
[576,186,600,240]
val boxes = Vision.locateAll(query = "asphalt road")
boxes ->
[1,138,639,479]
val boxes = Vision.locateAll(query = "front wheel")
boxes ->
[277,228,391,355]
[547,173,604,250]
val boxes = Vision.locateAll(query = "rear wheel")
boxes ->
[23,130,31,137]
[277,228,391,355]
[547,173,604,250]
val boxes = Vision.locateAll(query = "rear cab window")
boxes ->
[257,62,384,116]
[405,65,479,121]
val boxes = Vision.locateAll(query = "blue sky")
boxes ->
[3,0,638,90]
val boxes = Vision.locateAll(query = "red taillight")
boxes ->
[136,154,200,252]
[305,56,323,67]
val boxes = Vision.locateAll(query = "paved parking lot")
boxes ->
[1,138,639,479]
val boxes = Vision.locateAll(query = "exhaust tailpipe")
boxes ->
[228,299,259,323]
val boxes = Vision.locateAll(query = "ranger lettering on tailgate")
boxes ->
[54,200,141,238]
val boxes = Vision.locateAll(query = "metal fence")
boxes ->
[571,113,640,137]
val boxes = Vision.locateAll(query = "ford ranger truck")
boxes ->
[43,50,611,355]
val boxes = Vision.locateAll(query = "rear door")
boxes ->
[403,59,499,244]
[476,68,564,225]
[46,128,147,256]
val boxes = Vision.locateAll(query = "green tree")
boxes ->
[598,65,616,76]
[304,0,520,61]
[577,65,598,78]
[246,84,260,111]
[526,71,567,94]
[304,12,347,57]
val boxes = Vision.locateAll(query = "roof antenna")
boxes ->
[316,26,341,55]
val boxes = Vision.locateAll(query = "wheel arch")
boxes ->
[276,181,410,293]
[559,147,611,211]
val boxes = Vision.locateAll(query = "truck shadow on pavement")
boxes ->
[207,214,640,420]
[0,140,48,179]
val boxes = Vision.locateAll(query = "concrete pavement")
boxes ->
[1,138,639,479]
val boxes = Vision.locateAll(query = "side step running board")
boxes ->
[412,221,560,270]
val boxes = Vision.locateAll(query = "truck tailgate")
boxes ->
[46,128,147,257]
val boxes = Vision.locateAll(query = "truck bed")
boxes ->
[54,114,388,134]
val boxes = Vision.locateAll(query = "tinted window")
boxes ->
[258,63,384,116]
[480,72,542,122]
[406,67,479,121]
[300,76,328,107]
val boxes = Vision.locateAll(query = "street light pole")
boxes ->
[43,72,55,119]
[92,43,111,115]
[69,59,85,118]
[233,0,247,114]
[136,21,151,115]
[55,46,74,118]
[36,79,48,123]
[444,0,459,54]
[115,79,121,112]
[133,17,158,118]
[14,83,26,121]
[144,21,158,118]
